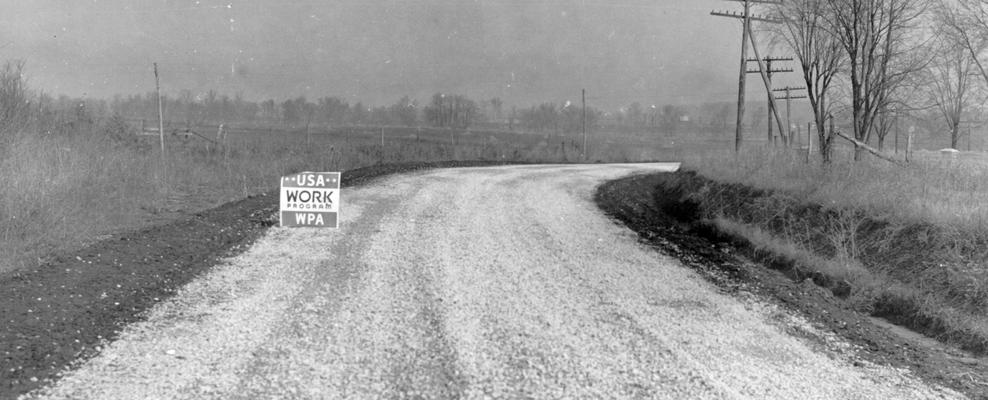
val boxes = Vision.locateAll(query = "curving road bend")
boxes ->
[24,164,962,399]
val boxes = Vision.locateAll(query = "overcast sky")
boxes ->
[2,0,804,110]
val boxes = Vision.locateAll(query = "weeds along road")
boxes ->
[24,164,962,400]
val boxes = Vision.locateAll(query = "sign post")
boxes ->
[280,172,341,228]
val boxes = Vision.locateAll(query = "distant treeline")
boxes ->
[0,60,798,137]
[101,90,773,135]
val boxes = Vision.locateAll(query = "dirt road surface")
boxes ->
[23,164,963,399]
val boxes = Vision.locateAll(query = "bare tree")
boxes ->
[772,0,844,163]
[826,0,926,160]
[871,42,936,151]
[926,6,983,149]
[938,0,988,86]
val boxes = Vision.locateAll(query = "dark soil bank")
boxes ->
[631,171,988,354]
[595,170,988,399]
[0,160,514,400]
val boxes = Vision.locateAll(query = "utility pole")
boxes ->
[439,94,446,127]
[153,62,165,159]
[712,0,781,152]
[582,88,588,160]
[772,86,806,147]
[750,58,793,145]
[743,21,788,147]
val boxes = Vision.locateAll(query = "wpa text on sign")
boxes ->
[280,172,340,228]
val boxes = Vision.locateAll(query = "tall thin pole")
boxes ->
[734,0,751,152]
[773,86,805,147]
[784,86,792,146]
[305,112,312,146]
[154,62,165,158]
[713,1,782,151]
[766,58,774,144]
[745,26,787,143]
[582,88,588,160]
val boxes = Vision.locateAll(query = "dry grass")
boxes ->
[0,120,664,274]
[0,128,453,272]
[713,215,988,353]
[681,146,988,231]
[671,145,988,352]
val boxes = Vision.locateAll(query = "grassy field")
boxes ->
[682,145,988,230]
[0,119,676,274]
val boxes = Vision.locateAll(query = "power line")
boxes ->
[711,0,788,150]
[748,57,794,144]
[773,86,808,146]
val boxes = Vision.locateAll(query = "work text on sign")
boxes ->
[279,172,341,228]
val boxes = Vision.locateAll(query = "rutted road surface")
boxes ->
[24,164,962,399]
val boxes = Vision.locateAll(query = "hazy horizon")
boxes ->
[3,0,805,110]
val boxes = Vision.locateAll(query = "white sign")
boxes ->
[279,172,340,228]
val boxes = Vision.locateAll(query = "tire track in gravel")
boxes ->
[24,163,968,399]
[372,177,468,399]
[433,166,736,399]
[228,174,463,400]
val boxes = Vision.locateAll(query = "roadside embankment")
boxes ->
[596,170,988,398]
[602,170,988,354]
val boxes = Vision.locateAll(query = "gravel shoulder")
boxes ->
[18,163,964,399]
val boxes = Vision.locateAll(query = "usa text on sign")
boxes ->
[279,172,341,228]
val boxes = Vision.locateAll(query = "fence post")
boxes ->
[153,63,165,159]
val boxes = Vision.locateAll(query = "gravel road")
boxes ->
[23,164,964,399]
